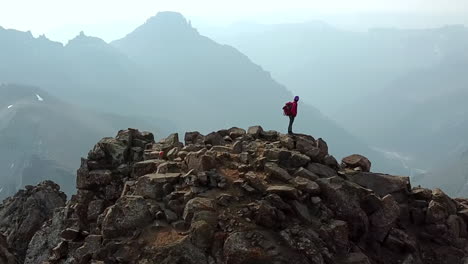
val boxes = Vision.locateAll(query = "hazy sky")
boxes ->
[1,0,467,43]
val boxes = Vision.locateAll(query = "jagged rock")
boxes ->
[447,215,467,239]
[266,185,299,200]
[316,177,369,240]
[293,167,319,181]
[280,227,325,263]
[384,228,418,253]
[0,234,15,264]
[290,152,311,168]
[185,131,205,145]
[307,163,337,178]
[232,141,243,154]
[279,134,295,150]
[133,159,166,177]
[291,177,320,195]
[61,228,80,241]
[245,172,268,193]
[157,161,182,174]
[411,187,433,201]
[346,172,410,199]
[360,194,383,215]
[185,150,216,172]
[205,131,226,146]
[426,200,448,224]
[183,197,215,223]
[88,137,129,167]
[0,181,66,263]
[9,127,468,264]
[316,138,329,159]
[264,148,291,164]
[432,188,457,215]
[295,137,322,161]
[101,196,154,239]
[77,169,113,190]
[342,154,372,172]
[369,194,400,241]
[323,155,339,169]
[224,231,310,264]
[25,207,67,264]
[134,173,181,199]
[265,162,292,182]
[260,130,279,141]
[74,235,102,260]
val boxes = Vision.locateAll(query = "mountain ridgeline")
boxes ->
[0,11,408,198]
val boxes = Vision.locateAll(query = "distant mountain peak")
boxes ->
[66,31,108,48]
[131,11,196,36]
[146,11,191,27]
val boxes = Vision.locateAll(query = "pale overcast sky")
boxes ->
[1,0,467,43]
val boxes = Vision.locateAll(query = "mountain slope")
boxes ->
[0,84,160,199]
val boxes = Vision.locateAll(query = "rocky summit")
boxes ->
[1,126,468,264]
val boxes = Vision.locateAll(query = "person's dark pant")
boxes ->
[288,116,295,134]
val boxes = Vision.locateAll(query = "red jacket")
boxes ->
[290,101,298,117]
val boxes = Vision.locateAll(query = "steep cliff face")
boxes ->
[2,127,468,263]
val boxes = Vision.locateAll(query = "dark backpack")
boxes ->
[283,102,293,116]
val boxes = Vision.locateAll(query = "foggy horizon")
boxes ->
[1,0,468,43]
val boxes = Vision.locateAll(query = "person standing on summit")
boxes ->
[283,96,299,134]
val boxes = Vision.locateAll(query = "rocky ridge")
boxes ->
[2,126,468,263]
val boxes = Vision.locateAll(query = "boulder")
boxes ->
[132,159,166,177]
[265,162,292,182]
[88,137,129,167]
[183,198,215,223]
[432,188,457,215]
[205,132,225,146]
[291,177,320,195]
[134,173,181,199]
[290,153,311,168]
[185,150,216,173]
[346,172,410,199]
[232,141,243,154]
[323,155,340,169]
[307,163,337,178]
[101,196,154,239]
[247,125,264,138]
[426,200,448,224]
[293,167,319,181]
[342,154,371,172]
[279,134,295,150]
[184,131,205,145]
[266,185,299,200]
[260,130,279,141]
[228,127,246,139]
[295,137,322,161]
